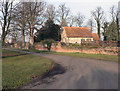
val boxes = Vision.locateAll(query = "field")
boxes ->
[2,49,53,89]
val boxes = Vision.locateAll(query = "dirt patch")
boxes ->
[42,63,66,79]
[18,63,66,89]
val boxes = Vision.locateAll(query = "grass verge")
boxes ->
[53,52,118,62]
[2,49,53,89]
[15,49,118,62]
[2,49,26,58]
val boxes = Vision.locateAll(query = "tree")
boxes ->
[91,7,104,39]
[67,15,76,27]
[45,4,56,21]
[0,1,13,46]
[75,12,85,27]
[34,19,60,42]
[105,21,118,41]
[8,29,22,42]
[87,18,94,32]
[110,5,120,41]
[26,2,46,45]
[110,6,118,22]
[102,21,109,41]
[56,3,70,27]
[43,39,52,51]
[12,2,28,47]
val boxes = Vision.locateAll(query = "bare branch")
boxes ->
[75,12,85,27]
[91,6,104,39]
[56,3,70,26]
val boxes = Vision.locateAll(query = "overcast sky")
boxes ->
[47,0,120,26]
[0,0,120,41]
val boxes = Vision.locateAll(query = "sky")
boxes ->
[0,0,120,41]
[46,0,120,26]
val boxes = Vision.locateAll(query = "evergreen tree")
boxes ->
[34,19,60,42]
[105,21,118,41]
[102,22,109,41]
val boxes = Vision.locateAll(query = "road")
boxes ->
[5,49,118,89]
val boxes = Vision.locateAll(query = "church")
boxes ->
[61,27,100,44]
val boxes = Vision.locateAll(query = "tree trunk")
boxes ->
[116,17,119,41]
[2,32,7,46]
[29,26,34,45]
[30,36,34,45]
[2,2,12,47]
[97,22,101,40]
[22,32,25,47]
[2,36,5,47]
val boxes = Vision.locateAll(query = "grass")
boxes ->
[15,49,118,62]
[15,48,50,53]
[53,52,118,62]
[2,49,26,58]
[2,49,53,89]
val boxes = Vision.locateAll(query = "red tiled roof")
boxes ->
[92,33,100,41]
[64,27,93,38]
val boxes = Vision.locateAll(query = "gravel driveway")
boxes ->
[4,49,118,89]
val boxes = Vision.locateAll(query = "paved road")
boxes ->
[5,49,118,89]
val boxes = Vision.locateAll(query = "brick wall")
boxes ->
[56,47,118,55]
[14,42,118,55]
[34,42,118,55]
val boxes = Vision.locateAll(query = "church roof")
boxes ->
[64,27,93,38]
[92,33,100,41]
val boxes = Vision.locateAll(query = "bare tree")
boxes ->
[12,2,28,47]
[8,29,22,42]
[87,18,94,32]
[26,2,46,45]
[56,3,70,26]
[0,1,13,46]
[67,14,76,27]
[75,12,85,27]
[110,6,117,22]
[91,7,104,39]
[45,4,56,21]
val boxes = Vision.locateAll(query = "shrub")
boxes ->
[28,44,35,49]
[61,42,66,46]
[42,39,53,51]
[72,43,80,47]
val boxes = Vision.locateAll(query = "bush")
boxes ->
[42,39,53,51]
[61,42,66,46]
[28,44,35,49]
[72,43,80,47]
